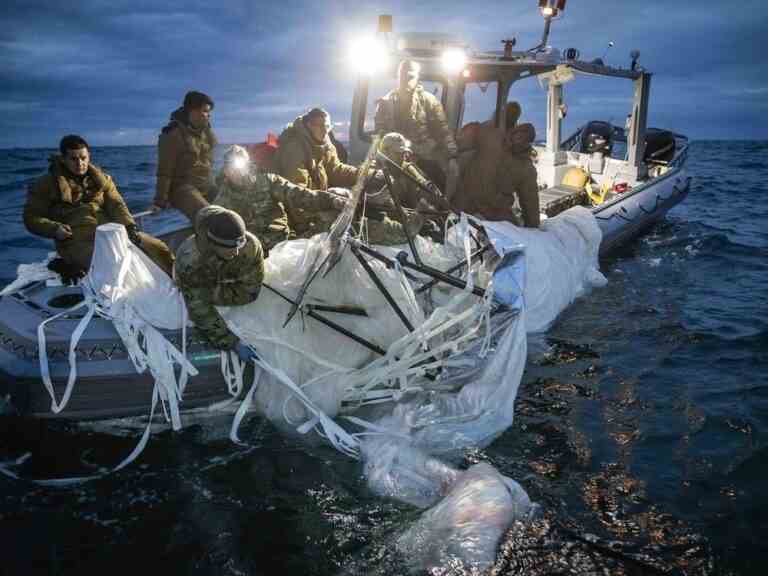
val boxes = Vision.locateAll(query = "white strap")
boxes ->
[0,383,160,486]
[37,298,94,413]
[229,366,262,445]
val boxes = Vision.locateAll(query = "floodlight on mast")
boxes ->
[531,0,567,53]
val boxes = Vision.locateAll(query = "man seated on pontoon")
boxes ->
[24,134,175,283]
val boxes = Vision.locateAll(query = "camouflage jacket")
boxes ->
[374,85,458,162]
[175,206,265,350]
[214,170,343,252]
[24,156,134,249]
[272,115,359,191]
[387,160,446,211]
[154,108,218,206]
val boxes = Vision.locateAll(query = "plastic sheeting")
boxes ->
[0,252,58,296]
[85,224,198,431]
[221,206,604,572]
[395,463,533,573]
[483,206,607,333]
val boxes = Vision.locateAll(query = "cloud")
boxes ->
[0,0,765,147]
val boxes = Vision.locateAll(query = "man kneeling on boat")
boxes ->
[214,145,351,255]
[23,134,175,282]
[175,206,264,351]
[216,145,421,248]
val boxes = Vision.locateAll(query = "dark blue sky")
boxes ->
[1,0,765,148]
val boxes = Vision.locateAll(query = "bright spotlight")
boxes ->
[349,37,389,76]
[442,48,467,74]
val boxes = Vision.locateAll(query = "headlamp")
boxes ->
[228,155,249,173]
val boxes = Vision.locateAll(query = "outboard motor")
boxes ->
[580,120,613,173]
[644,128,676,163]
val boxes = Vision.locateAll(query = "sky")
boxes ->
[1,0,765,148]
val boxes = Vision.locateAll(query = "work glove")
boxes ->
[126,224,143,248]
[235,342,257,363]
[47,257,86,286]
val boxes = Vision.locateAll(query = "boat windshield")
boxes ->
[460,80,500,126]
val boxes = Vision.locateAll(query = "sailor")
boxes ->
[504,123,540,228]
[455,123,540,228]
[272,108,364,237]
[151,91,218,220]
[24,134,175,281]
[215,145,355,251]
[219,144,421,247]
[174,206,264,351]
[502,101,522,131]
[374,59,458,188]
[457,100,522,151]
[374,132,448,241]
[377,132,447,211]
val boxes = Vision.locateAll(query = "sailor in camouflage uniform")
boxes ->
[214,145,350,253]
[174,206,264,351]
[377,132,448,211]
[152,91,218,221]
[217,145,421,248]
[374,60,458,187]
[24,134,174,278]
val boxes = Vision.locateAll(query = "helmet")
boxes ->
[561,167,589,189]
[379,132,412,162]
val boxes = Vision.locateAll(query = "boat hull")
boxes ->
[0,170,690,421]
[594,167,691,254]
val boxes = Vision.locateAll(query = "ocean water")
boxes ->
[0,142,766,575]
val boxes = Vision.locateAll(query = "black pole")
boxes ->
[350,244,415,333]
[381,165,423,267]
[263,283,386,356]
[352,240,487,299]
[415,243,492,294]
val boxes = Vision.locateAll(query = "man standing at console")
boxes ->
[152,91,218,220]
[374,59,458,188]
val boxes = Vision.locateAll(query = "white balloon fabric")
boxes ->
[220,207,604,572]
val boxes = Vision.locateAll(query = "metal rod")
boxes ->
[263,283,386,356]
[381,165,423,267]
[350,244,415,332]
[352,241,487,298]
[306,304,368,317]
[376,151,444,201]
